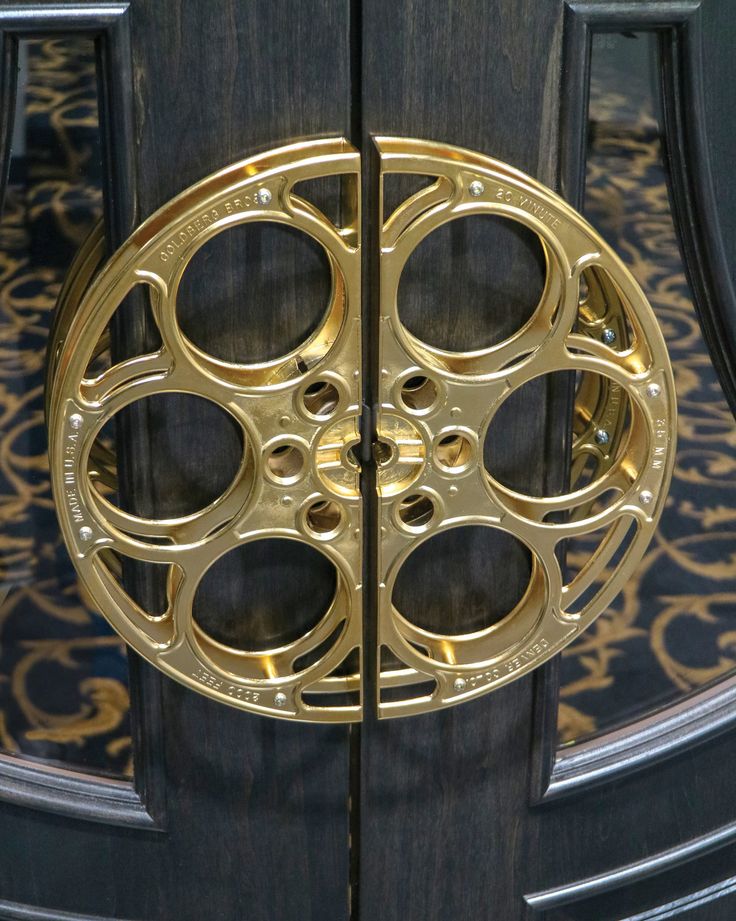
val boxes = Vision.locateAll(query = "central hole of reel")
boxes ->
[373,439,395,466]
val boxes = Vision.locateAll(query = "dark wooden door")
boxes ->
[0,3,354,920]
[357,3,736,920]
[2,2,736,920]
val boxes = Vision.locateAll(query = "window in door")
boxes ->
[559,31,736,744]
[0,38,132,776]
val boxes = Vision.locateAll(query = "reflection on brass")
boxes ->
[48,136,676,723]
[375,137,676,718]
[47,139,363,722]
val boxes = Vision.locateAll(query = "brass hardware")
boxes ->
[375,137,675,717]
[47,136,675,722]
[47,139,363,722]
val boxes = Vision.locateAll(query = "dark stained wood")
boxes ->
[358,2,736,920]
[666,2,736,420]
[122,1,354,917]
[0,25,18,221]
[0,2,354,920]
[531,729,736,916]
[357,2,565,919]
[702,1,736,295]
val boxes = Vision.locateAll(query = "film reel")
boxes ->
[374,137,676,717]
[47,139,363,722]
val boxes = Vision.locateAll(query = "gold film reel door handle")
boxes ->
[48,134,676,725]
[373,136,676,719]
[48,138,365,723]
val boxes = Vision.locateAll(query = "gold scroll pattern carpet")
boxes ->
[0,40,131,776]
[558,68,736,742]
[0,40,735,775]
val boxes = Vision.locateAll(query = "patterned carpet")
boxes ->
[0,38,734,774]
[559,38,736,742]
[0,40,131,776]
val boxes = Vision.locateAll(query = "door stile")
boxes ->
[356,2,567,918]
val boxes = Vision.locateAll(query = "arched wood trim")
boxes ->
[535,0,736,803]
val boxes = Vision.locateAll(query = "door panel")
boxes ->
[559,28,736,743]
[0,35,133,775]
[358,2,736,920]
[357,1,564,918]
[114,0,354,915]
[0,3,353,919]
[536,4,736,920]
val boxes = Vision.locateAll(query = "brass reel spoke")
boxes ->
[80,350,174,406]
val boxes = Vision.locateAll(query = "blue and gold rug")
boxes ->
[560,47,736,742]
[0,40,130,776]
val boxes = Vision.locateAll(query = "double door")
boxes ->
[2,2,736,920]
